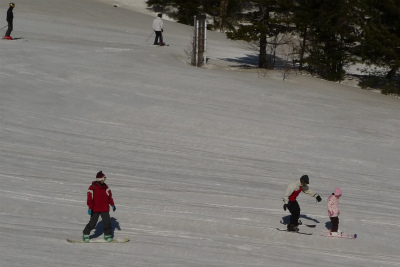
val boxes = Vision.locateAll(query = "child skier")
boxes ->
[327,187,342,236]
[82,171,116,242]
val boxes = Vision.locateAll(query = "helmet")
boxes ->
[334,187,342,197]
[9,3,15,8]
[300,175,309,184]
[157,13,162,18]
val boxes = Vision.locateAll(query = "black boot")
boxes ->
[287,223,299,232]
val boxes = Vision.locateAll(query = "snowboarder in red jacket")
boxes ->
[82,171,116,242]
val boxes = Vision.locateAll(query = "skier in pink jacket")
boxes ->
[327,187,342,236]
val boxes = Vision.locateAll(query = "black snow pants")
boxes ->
[154,31,163,45]
[5,23,13,37]
[288,200,301,226]
[83,212,112,236]
[330,216,339,232]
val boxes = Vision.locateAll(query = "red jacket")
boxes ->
[87,181,115,213]
[289,187,303,202]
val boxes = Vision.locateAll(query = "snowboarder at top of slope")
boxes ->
[82,171,116,242]
[4,3,15,40]
[327,187,342,236]
[283,175,322,232]
[152,13,164,46]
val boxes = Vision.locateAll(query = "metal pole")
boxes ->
[192,16,197,66]
[204,21,207,65]
[146,31,154,42]
[196,20,199,66]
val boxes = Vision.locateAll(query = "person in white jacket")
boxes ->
[283,175,322,231]
[327,187,342,236]
[152,13,164,46]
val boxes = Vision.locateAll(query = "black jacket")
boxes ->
[7,7,13,24]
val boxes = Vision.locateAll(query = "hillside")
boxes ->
[1,0,400,266]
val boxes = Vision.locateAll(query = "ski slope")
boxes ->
[1,0,400,266]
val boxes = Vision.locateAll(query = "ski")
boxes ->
[2,37,27,41]
[152,43,169,47]
[276,228,312,235]
[321,232,357,239]
[280,220,316,228]
[67,237,130,243]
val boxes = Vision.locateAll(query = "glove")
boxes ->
[88,209,92,215]
[283,204,288,211]
[316,195,322,202]
[161,29,163,32]
[329,211,334,217]
[112,206,116,212]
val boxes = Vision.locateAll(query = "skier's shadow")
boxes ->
[325,221,332,230]
[90,217,121,238]
[281,214,320,224]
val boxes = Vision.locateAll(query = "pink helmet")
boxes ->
[334,187,342,197]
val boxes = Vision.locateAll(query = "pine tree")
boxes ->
[292,0,364,81]
[289,0,318,71]
[146,0,232,27]
[226,0,292,68]
[358,0,400,80]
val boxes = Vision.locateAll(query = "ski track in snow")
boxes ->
[1,0,400,267]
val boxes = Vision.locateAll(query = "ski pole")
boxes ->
[1,25,7,30]
[146,31,154,42]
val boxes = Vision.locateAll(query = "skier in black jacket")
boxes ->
[4,3,15,40]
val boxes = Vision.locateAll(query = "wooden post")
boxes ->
[192,15,207,67]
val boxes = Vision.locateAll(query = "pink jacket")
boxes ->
[327,194,340,217]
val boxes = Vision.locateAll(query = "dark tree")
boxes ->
[226,0,292,69]
[358,0,400,79]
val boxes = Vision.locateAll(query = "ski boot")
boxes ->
[4,36,13,40]
[329,229,343,236]
[287,223,299,232]
[104,235,113,242]
[82,235,90,242]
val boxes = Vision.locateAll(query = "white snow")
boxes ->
[1,0,400,267]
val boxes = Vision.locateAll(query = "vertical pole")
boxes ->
[192,15,207,67]
[204,21,207,65]
[197,15,206,67]
[192,16,197,66]
[196,20,200,66]
[198,19,204,67]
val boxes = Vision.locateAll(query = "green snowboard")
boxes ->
[67,238,130,243]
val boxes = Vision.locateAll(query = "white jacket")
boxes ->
[152,17,163,31]
[283,179,318,205]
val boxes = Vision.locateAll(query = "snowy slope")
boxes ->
[1,0,400,266]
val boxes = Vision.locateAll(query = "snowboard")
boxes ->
[67,237,130,243]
